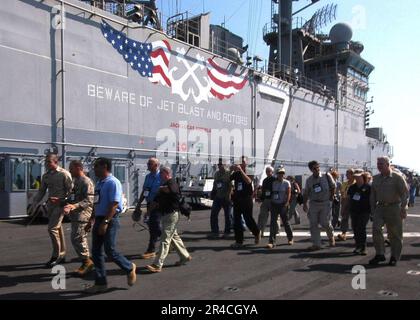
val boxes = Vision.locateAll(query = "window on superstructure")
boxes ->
[114,165,126,183]
[11,159,26,191]
[28,161,42,190]
[0,159,5,191]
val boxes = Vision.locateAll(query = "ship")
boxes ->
[0,0,392,218]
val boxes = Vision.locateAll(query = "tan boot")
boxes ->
[75,258,94,277]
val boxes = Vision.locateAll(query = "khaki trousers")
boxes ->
[47,206,66,258]
[372,205,403,260]
[308,201,334,247]
[154,211,189,268]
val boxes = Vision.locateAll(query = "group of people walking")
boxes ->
[31,152,410,294]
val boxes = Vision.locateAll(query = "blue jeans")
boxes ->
[92,216,133,285]
[409,186,416,205]
[210,197,232,234]
[146,209,162,252]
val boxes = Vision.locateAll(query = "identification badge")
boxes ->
[237,183,243,191]
[217,182,223,189]
[265,191,271,197]
[313,183,322,193]
[143,190,150,197]
[352,193,361,201]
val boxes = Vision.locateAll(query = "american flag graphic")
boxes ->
[207,58,248,100]
[101,20,247,102]
[101,20,171,86]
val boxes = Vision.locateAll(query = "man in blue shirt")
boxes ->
[84,158,136,294]
[133,157,161,259]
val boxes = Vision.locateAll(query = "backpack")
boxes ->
[178,196,192,220]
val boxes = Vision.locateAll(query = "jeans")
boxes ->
[409,186,416,205]
[287,197,301,224]
[92,216,133,285]
[350,211,370,249]
[210,197,232,234]
[146,209,162,252]
[340,201,350,233]
[233,198,259,244]
[270,203,293,244]
[331,199,341,229]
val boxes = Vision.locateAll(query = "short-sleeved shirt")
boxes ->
[371,171,408,207]
[94,174,123,217]
[231,171,253,200]
[213,170,232,200]
[347,183,371,214]
[304,172,335,203]
[271,179,291,204]
[261,176,275,200]
[143,171,161,203]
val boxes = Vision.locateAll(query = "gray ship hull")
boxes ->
[0,0,390,217]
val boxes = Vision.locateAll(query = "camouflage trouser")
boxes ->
[71,213,91,260]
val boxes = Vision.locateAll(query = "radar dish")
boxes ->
[329,23,353,43]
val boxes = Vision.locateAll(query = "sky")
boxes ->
[156,0,420,172]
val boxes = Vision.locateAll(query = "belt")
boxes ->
[310,199,329,203]
[377,202,400,207]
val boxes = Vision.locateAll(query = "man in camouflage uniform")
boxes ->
[64,160,95,276]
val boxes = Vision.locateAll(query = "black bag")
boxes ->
[296,193,304,205]
[179,196,192,219]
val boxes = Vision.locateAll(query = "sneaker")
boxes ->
[307,245,321,251]
[353,248,361,254]
[388,257,397,267]
[75,258,94,276]
[83,284,108,294]
[288,240,294,245]
[266,243,275,249]
[329,237,336,247]
[230,242,244,249]
[221,233,231,239]
[255,231,262,244]
[336,233,347,241]
[175,255,192,266]
[141,252,156,259]
[146,264,162,273]
[368,255,386,265]
[127,263,137,286]
[45,255,66,268]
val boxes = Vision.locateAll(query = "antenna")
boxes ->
[302,3,337,34]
